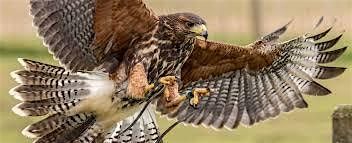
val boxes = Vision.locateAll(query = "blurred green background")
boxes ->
[0,0,351,143]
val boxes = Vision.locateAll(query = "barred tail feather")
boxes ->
[73,123,103,143]
[34,114,97,143]
[12,99,79,116]
[10,58,114,117]
[22,113,93,139]
[104,107,161,143]
[22,113,67,138]
[10,59,115,143]
[10,85,90,102]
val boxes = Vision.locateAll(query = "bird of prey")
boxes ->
[9,0,347,143]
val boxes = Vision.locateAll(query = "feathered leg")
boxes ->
[127,63,154,99]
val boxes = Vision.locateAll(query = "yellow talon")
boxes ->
[144,83,155,93]
[190,96,199,106]
[190,88,210,107]
[192,88,210,95]
[159,76,177,85]
[164,87,171,101]
[159,76,178,101]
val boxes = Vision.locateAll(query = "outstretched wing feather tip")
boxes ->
[313,16,324,29]
[261,19,294,42]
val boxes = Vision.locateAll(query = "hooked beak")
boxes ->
[190,24,208,40]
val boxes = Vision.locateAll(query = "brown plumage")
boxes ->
[10,0,347,143]
[30,0,159,71]
[13,0,208,143]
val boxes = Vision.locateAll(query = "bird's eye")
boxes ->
[186,22,195,27]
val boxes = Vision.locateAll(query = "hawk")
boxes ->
[9,0,347,143]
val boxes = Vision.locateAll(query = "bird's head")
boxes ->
[163,13,208,40]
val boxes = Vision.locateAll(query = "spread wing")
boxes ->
[30,0,159,71]
[164,23,347,129]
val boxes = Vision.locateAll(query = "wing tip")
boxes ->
[308,25,334,41]
[313,16,324,29]
[305,83,332,96]
[330,67,347,78]
[318,66,347,80]
[336,33,344,41]
[337,46,348,55]
[287,19,294,26]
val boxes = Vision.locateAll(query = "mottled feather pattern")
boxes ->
[165,24,347,130]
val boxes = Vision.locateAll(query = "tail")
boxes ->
[105,107,161,143]
[10,59,115,143]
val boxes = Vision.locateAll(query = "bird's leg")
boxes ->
[190,88,210,107]
[127,63,154,99]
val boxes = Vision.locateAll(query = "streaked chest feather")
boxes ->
[135,37,196,81]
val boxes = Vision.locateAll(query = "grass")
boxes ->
[0,35,351,143]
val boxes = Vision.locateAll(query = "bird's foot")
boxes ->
[157,75,188,112]
[159,76,178,101]
[190,88,210,107]
[159,76,177,85]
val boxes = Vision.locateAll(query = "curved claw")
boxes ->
[159,76,177,85]
[190,88,210,107]
[159,76,179,102]
[144,83,155,94]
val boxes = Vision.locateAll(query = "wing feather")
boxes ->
[260,73,281,118]
[30,0,158,71]
[161,22,347,130]
[221,71,240,128]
